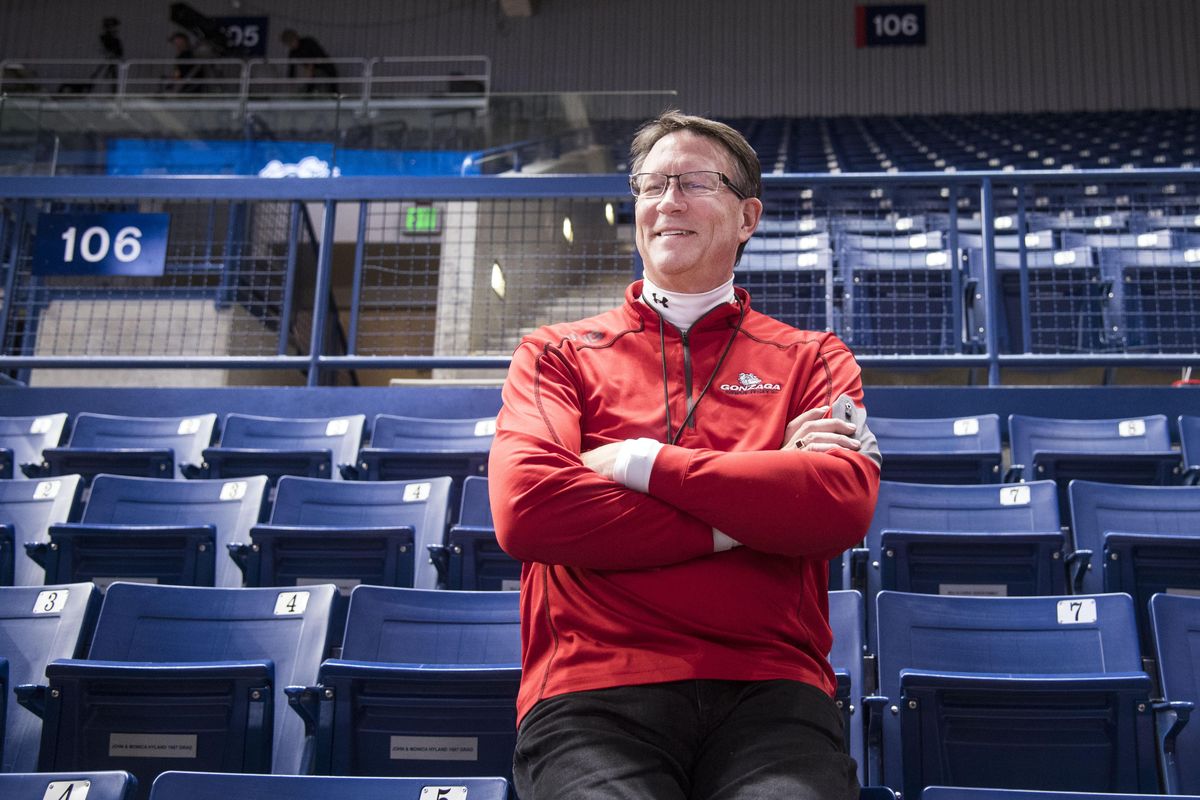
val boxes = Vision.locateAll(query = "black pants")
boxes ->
[513,679,859,800]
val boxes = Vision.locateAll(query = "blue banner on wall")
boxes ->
[106,138,477,176]
[33,213,170,277]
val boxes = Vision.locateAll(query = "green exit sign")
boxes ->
[404,205,440,234]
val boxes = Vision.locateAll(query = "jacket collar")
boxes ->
[625,280,747,333]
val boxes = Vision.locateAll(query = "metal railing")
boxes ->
[0,171,1197,386]
[0,56,491,113]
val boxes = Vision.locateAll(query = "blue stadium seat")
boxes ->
[0,583,100,773]
[1181,414,1200,484]
[870,591,1158,796]
[922,788,1200,800]
[287,586,520,784]
[838,249,960,355]
[869,414,1003,484]
[229,475,452,591]
[1100,248,1200,352]
[191,413,365,483]
[829,589,865,784]
[1067,483,1200,643]
[854,480,1064,613]
[970,247,1112,355]
[735,249,833,332]
[28,474,267,589]
[1060,228,1189,251]
[430,476,521,591]
[955,229,1057,251]
[345,414,494,486]
[0,771,138,800]
[20,583,338,800]
[0,475,82,586]
[0,413,67,480]
[1148,593,1200,795]
[1008,414,1181,522]
[148,771,508,800]
[25,413,216,484]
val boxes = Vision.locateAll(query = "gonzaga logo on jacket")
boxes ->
[721,371,781,394]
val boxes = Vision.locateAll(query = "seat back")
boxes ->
[876,590,1143,705]
[869,480,1062,542]
[208,414,365,480]
[862,480,1062,603]
[79,474,268,587]
[148,771,508,800]
[1009,415,1179,521]
[304,587,520,780]
[0,475,83,585]
[1150,592,1200,795]
[457,476,493,528]
[1182,414,1200,475]
[341,585,520,664]
[259,476,453,589]
[875,591,1151,795]
[1012,412,1171,462]
[837,248,958,355]
[1099,248,1200,351]
[86,582,338,775]
[444,477,520,591]
[1010,414,1174,467]
[56,413,217,478]
[271,476,447,529]
[869,415,1002,484]
[1067,481,1200,594]
[0,413,67,479]
[828,589,864,784]
[0,771,138,800]
[369,415,497,452]
[0,583,100,772]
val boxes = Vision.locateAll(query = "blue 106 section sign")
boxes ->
[856,4,926,47]
[33,213,170,277]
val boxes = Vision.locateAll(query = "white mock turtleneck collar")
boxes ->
[639,276,736,332]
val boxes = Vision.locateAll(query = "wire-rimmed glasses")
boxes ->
[629,170,748,200]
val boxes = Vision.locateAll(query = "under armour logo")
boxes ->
[651,292,669,308]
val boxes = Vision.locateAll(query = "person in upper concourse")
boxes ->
[280,28,338,95]
[487,110,882,800]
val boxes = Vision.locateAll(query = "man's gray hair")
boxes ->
[629,110,762,200]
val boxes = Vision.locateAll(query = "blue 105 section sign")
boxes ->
[856,4,926,47]
[33,213,170,277]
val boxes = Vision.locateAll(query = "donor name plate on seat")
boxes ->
[33,212,170,277]
[109,732,197,758]
[391,735,479,761]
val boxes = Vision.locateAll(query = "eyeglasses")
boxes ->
[629,171,748,200]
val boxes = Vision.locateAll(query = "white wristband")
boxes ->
[611,437,664,493]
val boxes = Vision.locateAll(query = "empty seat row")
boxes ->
[0,472,519,591]
[0,582,519,798]
[17,408,1197,493]
[829,589,1200,797]
[854,478,1200,648]
[1,411,496,488]
[4,584,1199,797]
[871,413,1199,493]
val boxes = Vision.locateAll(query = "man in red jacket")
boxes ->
[489,110,881,799]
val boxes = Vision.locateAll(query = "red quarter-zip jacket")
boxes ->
[489,281,879,725]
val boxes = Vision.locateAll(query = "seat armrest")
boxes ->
[1155,698,1194,794]
[863,694,889,787]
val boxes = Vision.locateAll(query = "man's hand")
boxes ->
[782,405,862,453]
[581,441,626,481]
